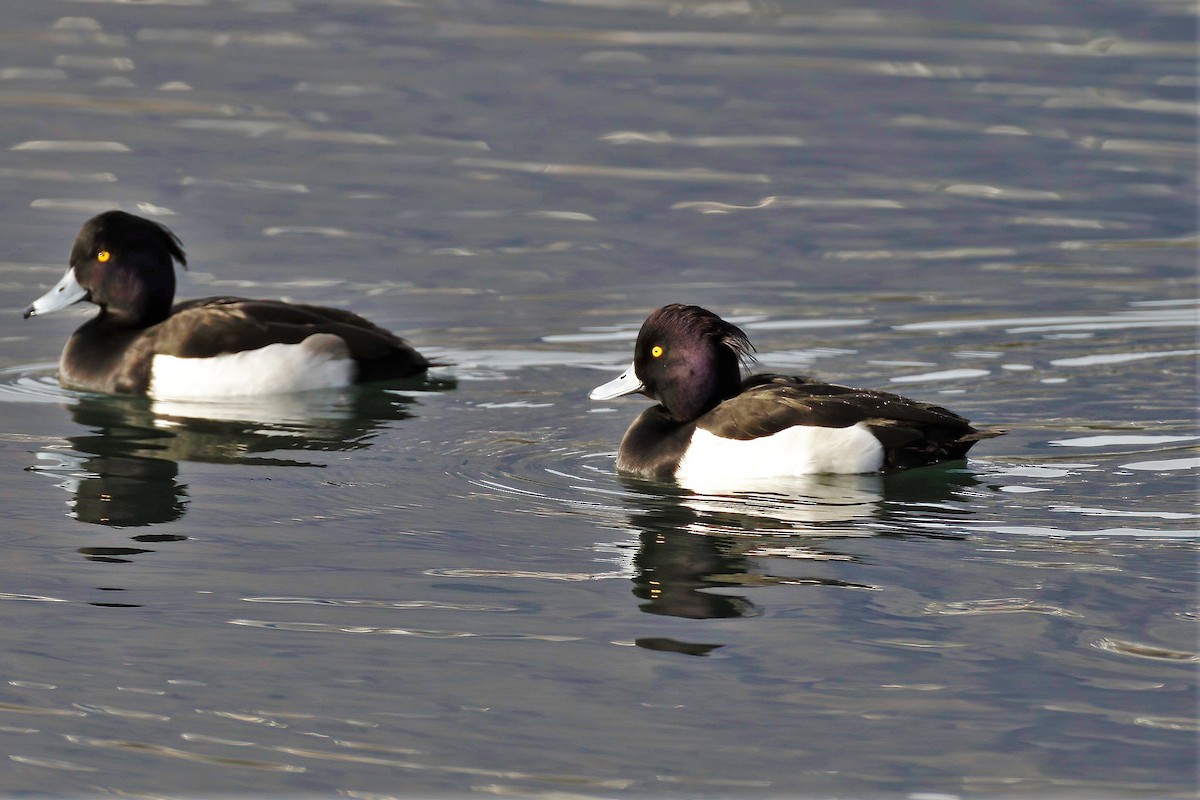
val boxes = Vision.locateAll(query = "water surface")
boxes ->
[0,0,1195,796]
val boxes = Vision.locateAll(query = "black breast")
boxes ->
[58,321,156,394]
[615,405,697,481]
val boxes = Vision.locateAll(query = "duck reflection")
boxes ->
[619,469,982,655]
[626,475,880,620]
[32,379,444,536]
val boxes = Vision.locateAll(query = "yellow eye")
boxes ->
[97,251,110,263]
[651,345,664,358]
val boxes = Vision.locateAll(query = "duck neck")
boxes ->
[102,255,175,328]
[98,296,170,328]
[662,351,742,422]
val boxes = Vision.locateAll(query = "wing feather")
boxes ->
[698,374,1001,471]
[151,297,427,378]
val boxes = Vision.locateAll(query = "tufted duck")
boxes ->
[24,211,429,398]
[590,304,1001,487]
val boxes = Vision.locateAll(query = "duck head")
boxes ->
[24,210,187,328]
[590,304,754,422]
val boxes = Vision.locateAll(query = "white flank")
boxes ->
[675,422,885,492]
[148,334,356,400]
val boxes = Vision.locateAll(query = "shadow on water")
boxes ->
[28,377,451,542]
[617,467,985,656]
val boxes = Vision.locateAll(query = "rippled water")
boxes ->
[0,0,1195,796]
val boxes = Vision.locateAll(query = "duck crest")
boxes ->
[72,210,187,272]
[647,303,756,370]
